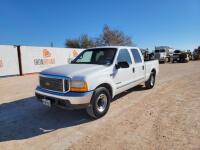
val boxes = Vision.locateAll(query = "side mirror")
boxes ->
[115,61,129,69]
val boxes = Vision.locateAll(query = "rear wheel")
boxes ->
[86,87,111,119]
[164,57,168,63]
[145,72,156,89]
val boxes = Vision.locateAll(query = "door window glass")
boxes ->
[131,49,142,64]
[117,49,132,64]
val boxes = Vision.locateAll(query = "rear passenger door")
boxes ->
[130,49,145,82]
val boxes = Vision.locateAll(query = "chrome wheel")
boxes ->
[95,93,108,113]
[150,75,155,86]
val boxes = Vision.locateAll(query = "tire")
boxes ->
[164,58,168,63]
[145,72,156,89]
[86,87,111,119]
[162,60,166,64]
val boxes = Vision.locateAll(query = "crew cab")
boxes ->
[35,46,159,118]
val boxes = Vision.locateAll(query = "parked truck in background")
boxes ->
[154,46,174,63]
[193,46,200,60]
[187,50,193,61]
[172,49,190,63]
[140,48,154,61]
[35,46,159,119]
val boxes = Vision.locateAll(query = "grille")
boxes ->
[40,76,69,92]
[154,53,160,59]
[173,54,179,58]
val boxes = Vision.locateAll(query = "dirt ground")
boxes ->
[0,61,200,150]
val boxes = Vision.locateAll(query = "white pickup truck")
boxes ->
[35,46,159,118]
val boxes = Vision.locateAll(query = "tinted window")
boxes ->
[72,48,117,65]
[131,49,142,64]
[155,49,165,53]
[160,49,165,52]
[174,50,181,53]
[117,49,132,64]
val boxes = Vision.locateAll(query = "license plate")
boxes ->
[42,99,51,107]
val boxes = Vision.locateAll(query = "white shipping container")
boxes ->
[0,45,20,77]
[20,46,83,74]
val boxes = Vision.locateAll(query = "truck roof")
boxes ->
[85,46,139,50]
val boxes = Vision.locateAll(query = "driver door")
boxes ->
[113,49,135,94]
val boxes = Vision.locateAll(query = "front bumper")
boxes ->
[158,57,166,62]
[173,56,180,61]
[35,86,93,109]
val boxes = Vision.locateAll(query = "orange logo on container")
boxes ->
[43,49,51,58]
[34,49,55,66]
[72,50,79,57]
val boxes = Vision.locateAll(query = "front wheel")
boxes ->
[145,72,156,89]
[86,87,111,119]
[164,57,168,63]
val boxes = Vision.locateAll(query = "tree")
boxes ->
[65,39,80,48]
[79,34,94,48]
[98,25,133,46]
[65,25,134,48]
[65,34,94,48]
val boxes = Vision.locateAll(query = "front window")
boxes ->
[72,48,117,65]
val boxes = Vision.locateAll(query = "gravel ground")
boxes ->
[0,61,200,150]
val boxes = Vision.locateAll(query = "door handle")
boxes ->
[142,66,144,70]
[132,67,135,73]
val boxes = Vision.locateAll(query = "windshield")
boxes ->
[160,49,165,52]
[155,49,166,53]
[174,50,181,53]
[72,48,117,65]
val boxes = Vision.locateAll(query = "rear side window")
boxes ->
[131,49,142,64]
[117,49,132,64]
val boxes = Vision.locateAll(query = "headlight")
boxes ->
[70,80,88,92]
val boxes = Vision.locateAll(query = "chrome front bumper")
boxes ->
[35,86,93,105]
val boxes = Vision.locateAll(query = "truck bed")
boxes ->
[144,60,159,81]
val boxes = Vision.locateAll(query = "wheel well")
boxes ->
[151,69,156,76]
[96,83,113,98]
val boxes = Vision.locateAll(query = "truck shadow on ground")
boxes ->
[0,96,92,142]
[0,85,147,142]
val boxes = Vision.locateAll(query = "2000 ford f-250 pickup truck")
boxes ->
[35,46,159,118]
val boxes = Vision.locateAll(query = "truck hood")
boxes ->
[41,64,108,78]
